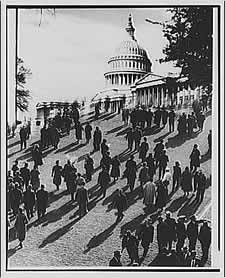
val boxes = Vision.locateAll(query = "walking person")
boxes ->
[181,167,192,197]
[154,140,164,168]
[12,160,19,176]
[176,216,187,253]
[122,231,139,265]
[84,154,94,182]
[139,162,149,190]
[138,218,154,259]
[84,122,92,144]
[190,144,201,173]
[110,156,121,182]
[198,221,211,265]
[157,216,169,253]
[75,181,89,218]
[30,165,41,193]
[67,167,77,201]
[36,184,48,220]
[145,153,155,179]
[11,183,23,216]
[155,181,167,209]
[143,178,156,209]
[164,211,177,251]
[172,161,181,192]
[195,170,206,203]
[14,208,28,248]
[62,160,74,192]
[93,126,102,151]
[187,215,199,252]
[23,185,35,220]
[101,139,109,157]
[75,121,83,144]
[139,137,149,162]
[126,128,134,151]
[51,160,62,190]
[20,162,30,190]
[125,155,137,192]
[113,189,128,222]
[158,150,169,180]
[19,126,27,151]
[133,127,142,151]
[168,109,176,132]
[31,144,43,167]
[97,166,111,198]
[161,107,168,127]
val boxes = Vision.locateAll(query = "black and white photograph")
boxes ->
[1,1,224,275]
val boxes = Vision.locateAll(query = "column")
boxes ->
[146,89,149,106]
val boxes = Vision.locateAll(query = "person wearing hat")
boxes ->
[51,160,63,191]
[11,182,23,216]
[176,216,187,254]
[109,251,122,266]
[186,250,200,267]
[113,189,128,222]
[125,127,134,151]
[84,154,94,182]
[12,160,19,177]
[121,231,139,265]
[100,139,109,157]
[168,108,176,133]
[133,126,142,151]
[158,150,169,180]
[153,140,164,168]
[139,137,149,162]
[125,155,137,192]
[75,181,89,218]
[97,166,111,198]
[36,184,48,220]
[19,125,28,151]
[157,216,170,253]
[138,218,154,259]
[93,126,102,152]
[20,162,30,190]
[195,169,207,203]
[84,122,92,144]
[172,161,182,192]
[139,162,149,190]
[164,211,177,251]
[189,144,201,173]
[198,221,211,265]
[187,215,199,252]
[23,185,35,220]
[14,208,28,248]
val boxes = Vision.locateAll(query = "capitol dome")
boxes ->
[104,14,152,88]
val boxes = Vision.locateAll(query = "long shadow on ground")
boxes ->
[166,131,200,149]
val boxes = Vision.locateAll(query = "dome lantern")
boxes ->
[125,14,136,41]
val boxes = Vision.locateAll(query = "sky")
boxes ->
[13,8,176,116]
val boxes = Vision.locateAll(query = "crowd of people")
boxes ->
[8,99,211,266]
[110,213,211,267]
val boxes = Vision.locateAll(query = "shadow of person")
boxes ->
[83,222,118,254]
[7,245,21,258]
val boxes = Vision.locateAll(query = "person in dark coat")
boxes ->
[198,221,211,264]
[97,167,111,197]
[168,109,176,132]
[84,154,94,182]
[12,160,19,176]
[197,112,205,131]
[23,185,35,220]
[14,208,28,248]
[208,130,212,153]
[122,231,139,265]
[139,137,149,162]
[40,125,48,149]
[138,162,149,190]
[110,156,121,181]
[11,183,23,215]
[157,217,170,253]
[190,144,201,173]
[20,162,30,190]
[113,189,128,222]
[125,155,137,192]
[50,126,60,149]
[172,161,181,192]
[154,107,162,127]
[176,216,187,253]
[75,181,89,218]
[36,184,48,219]
[93,126,102,151]
[164,211,177,251]
[146,108,153,128]
[64,115,72,135]
[75,121,83,144]
[100,151,112,173]
[19,126,27,150]
[30,165,40,192]
[62,160,74,191]
[138,218,154,258]
[154,140,164,168]
[67,167,77,201]
[181,167,192,196]
[155,181,167,209]
[187,215,199,252]
[109,251,122,266]
[161,107,168,127]
[51,160,62,190]
[187,114,194,135]
[145,153,155,179]
[31,144,43,167]
[101,139,109,157]
[195,170,206,203]
[158,150,169,180]
[133,127,142,151]
[84,122,92,144]
[126,128,134,150]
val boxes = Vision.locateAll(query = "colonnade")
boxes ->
[105,73,142,86]
[135,85,176,107]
